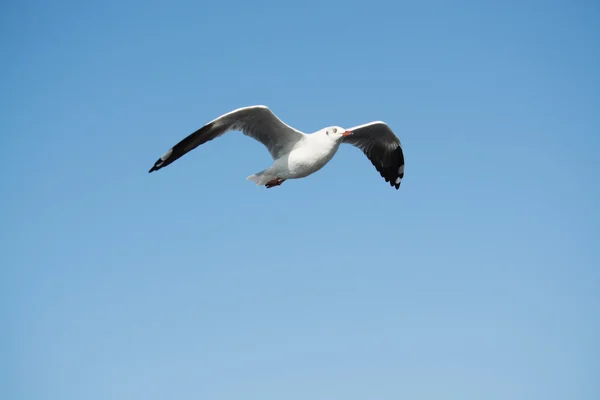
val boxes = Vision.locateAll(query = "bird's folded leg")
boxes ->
[265,178,285,188]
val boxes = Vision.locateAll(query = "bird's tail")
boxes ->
[247,170,277,186]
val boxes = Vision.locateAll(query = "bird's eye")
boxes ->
[333,128,337,133]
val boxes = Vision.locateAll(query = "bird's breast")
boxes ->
[277,141,339,178]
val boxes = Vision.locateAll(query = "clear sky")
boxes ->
[2,0,599,399]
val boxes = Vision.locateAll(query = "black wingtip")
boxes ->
[148,158,164,173]
[148,147,176,173]
[371,145,404,191]
[393,165,404,190]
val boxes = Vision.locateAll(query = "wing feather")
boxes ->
[342,121,405,189]
[148,105,303,173]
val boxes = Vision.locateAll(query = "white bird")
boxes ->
[148,105,405,190]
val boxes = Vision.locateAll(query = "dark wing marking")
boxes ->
[342,121,405,189]
[148,105,303,173]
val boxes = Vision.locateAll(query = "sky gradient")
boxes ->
[2,1,599,399]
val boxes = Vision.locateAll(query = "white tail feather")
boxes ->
[246,171,276,186]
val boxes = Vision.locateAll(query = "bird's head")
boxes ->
[322,126,353,141]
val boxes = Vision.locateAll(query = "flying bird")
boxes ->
[148,105,405,190]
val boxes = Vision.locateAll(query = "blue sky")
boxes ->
[2,0,599,399]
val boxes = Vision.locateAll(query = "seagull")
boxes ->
[148,105,405,190]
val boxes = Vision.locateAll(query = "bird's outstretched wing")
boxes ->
[342,121,405,189]
[149,105,304,173]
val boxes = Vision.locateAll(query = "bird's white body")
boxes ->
[149,105,405,190]
[249,131,342,185]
